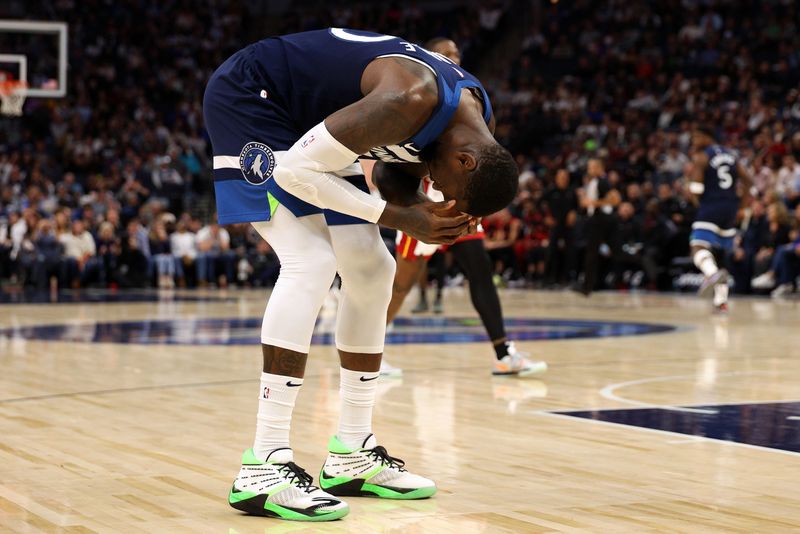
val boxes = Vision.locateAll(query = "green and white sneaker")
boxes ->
[228,448,349,521]
[319,435,436,500]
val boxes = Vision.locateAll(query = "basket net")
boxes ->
[0,80,28,116]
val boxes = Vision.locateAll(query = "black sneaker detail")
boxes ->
[264,447,293,462]
[320,472,418,497]
[229,488,274,517]
[286,381,302,387]
[230,487,336,517]
[365,445,406,471]
[310,496,342,509]
[276,461,319,493]
[320,472,366,497]
[359,376,378,382]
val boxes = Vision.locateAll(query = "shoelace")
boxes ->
[276,462,319,493]
[367,445,406,471]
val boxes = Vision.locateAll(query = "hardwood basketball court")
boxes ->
[1,288,798,532]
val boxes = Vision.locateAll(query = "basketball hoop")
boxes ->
[0,79,27,116]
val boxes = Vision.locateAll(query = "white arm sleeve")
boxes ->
[272,122,387,223]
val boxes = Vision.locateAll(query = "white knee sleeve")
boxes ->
[252,211,338,353]
[329,224,396,353]
[693,248,718,277]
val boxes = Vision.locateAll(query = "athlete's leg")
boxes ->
[429,251,445,313]
[387,253,429,325]
[251,211,338,460]
[412,264,430,313]
[328,223,395,449]
[451,239,547,376]
[692,243,729,305]
[322,224,435,499]
[450,239,507,352]
[229,211,348,521]
[692,243,719,277]
[206,55,348,519]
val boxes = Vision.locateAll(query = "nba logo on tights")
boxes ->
[239,141,276,186]
[262,386,270,399]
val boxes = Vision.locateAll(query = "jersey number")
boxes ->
[718,165,733,189]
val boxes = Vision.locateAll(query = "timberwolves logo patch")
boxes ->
[239,142,275,186]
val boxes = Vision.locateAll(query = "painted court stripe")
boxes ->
[599,371,777,414]
[532,411,800,457]
[570,398,800,412]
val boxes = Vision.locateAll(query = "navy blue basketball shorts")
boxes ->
[203,49,369,226]
[690,202,739,251]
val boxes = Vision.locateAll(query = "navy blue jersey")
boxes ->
[204,28,494,225]
[246,28,492,163]
[696,144,740,228]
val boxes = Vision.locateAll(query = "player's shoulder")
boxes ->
[365,56,438,110]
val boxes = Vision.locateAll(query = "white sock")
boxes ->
[693,249,718,277]
[713,283,729,306]
[338,367,379,450]
[253,372,303,461]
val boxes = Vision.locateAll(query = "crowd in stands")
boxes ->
[1,0,799,297]
[479,0,800,296]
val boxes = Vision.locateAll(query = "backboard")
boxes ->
[0,20,67,98]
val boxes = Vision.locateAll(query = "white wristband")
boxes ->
[689,181,705,194]
[272,122,387,222]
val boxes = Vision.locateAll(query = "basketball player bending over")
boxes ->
[204,29,517,521]
[688,126,751,313]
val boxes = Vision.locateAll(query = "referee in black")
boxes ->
[577,158,621,296]
[542,168,578,285]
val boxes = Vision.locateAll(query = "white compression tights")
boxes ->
[252,207,395,354]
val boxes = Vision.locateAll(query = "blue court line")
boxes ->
[0,317,678,346]
[550,401,800,454]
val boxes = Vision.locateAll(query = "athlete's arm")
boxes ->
[272,57,470,244]
[687,151,708,205]
[371,161,428,207]
[737,162,754,208]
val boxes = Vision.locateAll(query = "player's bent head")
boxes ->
[464,142,519,217]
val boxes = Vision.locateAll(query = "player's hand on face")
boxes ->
[426,200,479,235]
[383,200,471,244]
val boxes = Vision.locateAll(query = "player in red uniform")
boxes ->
[378,38,547,378]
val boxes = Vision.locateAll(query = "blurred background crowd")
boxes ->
[0,0,798,296]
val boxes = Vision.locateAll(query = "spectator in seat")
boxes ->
[196,221,235,287]
[752,205,800,296]
[59,219,101,288]
[150,220,176,288]
[170,220,197,287]
[249,239,280,287]
[24,219,65,291]
[96,221,121,287]
[750,201,792,280]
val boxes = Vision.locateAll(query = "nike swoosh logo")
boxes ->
[286,381,302,387]
[310,497,342,509]
[359,376,378,382]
